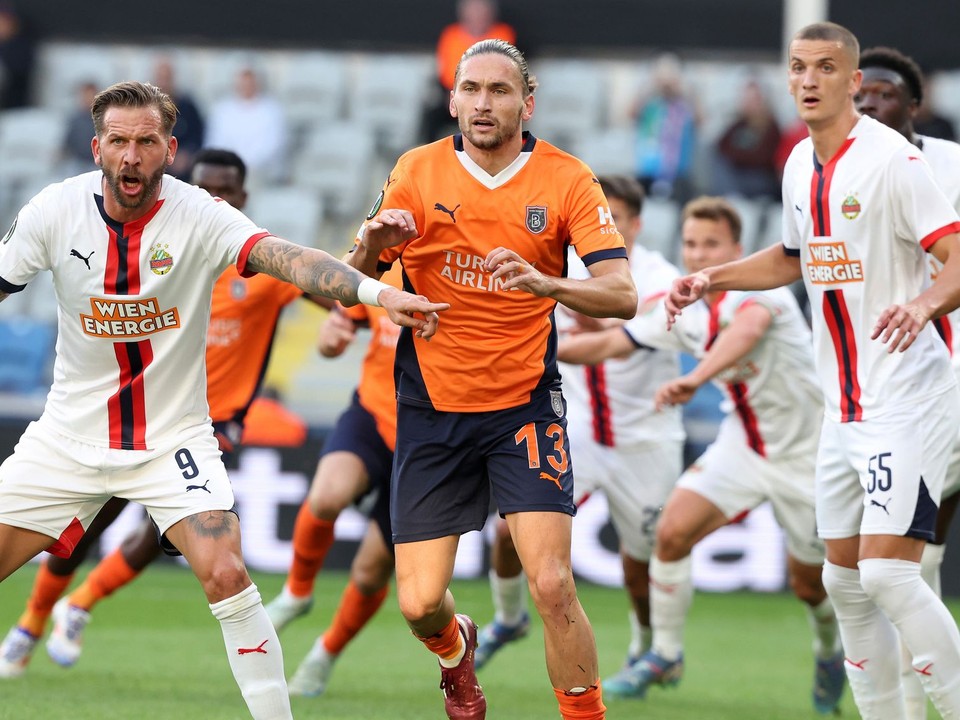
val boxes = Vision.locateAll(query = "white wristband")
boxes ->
[357,277,390,307]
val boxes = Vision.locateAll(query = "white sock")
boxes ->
[490,569,527,627]
[806,596,842,660]
[627,611,651,658]
[919,543,945,597]
[649,556,693,662]
[904,545,944,720]
[210,584,292,720]
[860,558,960,718]
[901,634,928,720]
[821,561,905,720]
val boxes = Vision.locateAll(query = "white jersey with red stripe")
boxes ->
[782,116,960,423]
[559,244,684,447]
[918,135,960,362]
[0,171,267,450]
[626,287,822,459]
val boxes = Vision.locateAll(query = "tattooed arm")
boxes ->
[246,236,449,339]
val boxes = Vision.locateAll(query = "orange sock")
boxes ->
[321,580,389,655]
[417,616,463,663]
[286,503,335,598]
[68,548,140,611]
[18,562,74,637]
[554,682,606,720]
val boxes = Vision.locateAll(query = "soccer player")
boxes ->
[344,40,637,720]
[0,81,446,720]
[472,175,685,678]
[576,197,843,713]
[265,263,403,698]
[856,45,960,720]
[666,23,960,719]
[0,148,316,675]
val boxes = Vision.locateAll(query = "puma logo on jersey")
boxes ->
[539,470,563,491]
[237,639,269,655]
[70,249,94,269]
[869,498,891,515]
[186,478,212,493]
[434,203,460,223]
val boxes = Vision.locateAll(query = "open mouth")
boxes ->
[472,117,496,129]
[120,173,143,196]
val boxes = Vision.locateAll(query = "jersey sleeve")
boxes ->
[354,159,425,271]
[725,290,783,319]
[888,147,960,252]
[192,189,270,277]
[566,167,628,266]
[780,151,802,257]
[0,187,55,292]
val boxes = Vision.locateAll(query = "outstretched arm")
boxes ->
[557,327,635,365]
[666,245,801,326]
[247,235,448,340]
[655,302,772,409]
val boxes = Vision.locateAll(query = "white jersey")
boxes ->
[782,116,960,423]
[918,135,960,363]
[559,245,684,447]
[0,171,268,450]
[626,287,822,459]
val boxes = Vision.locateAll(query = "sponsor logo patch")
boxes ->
[80,296,181,338]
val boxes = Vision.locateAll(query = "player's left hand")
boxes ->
[378,287,450,341]
[485,247,554,297]
[872,303,929,353]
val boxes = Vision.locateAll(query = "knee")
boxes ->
[527,563,576,616]
[788,567,827,606]
[197,556,250,602]
[308,491,350,521]
[396,585,445,625]
[654,518,693,561]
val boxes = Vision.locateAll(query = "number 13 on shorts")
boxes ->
[515,421,570,491]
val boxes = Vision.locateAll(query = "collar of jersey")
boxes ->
[453,132,535,189]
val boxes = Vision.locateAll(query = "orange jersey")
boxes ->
[340,264,402,449]
[206,267,302,423]
[365,133,627,413]
[436,22,517,90]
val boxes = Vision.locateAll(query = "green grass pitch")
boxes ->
[1,562,950,718]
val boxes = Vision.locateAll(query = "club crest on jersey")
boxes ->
[550,389,564,417]
[526,206,547,235]
[1,215,16,244]
[841,194,861,220]
[149,243,174,276]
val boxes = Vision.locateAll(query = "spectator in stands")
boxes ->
[205,66,287,185]
[711,79,781,199]
[153,58,205,180]
[421,0,517,142]
[632,53,699,202]
[914,72,957,142]
[0,2,34,109]
[61,80,99,176]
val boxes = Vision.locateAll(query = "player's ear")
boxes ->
[521,93,534,122]
[449,90,458,118]
[91,136,101,166]
[166,136,178,166]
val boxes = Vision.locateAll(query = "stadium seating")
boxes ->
[0,318,55,394]
[571,127,637,177]
[637,197,681,262]
[245,187,324,248]
[527,60,608,151]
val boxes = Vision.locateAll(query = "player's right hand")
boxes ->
[362,209,419,249]
[665,272,710,328]
[317,310,357,358]
[378,287,449,341]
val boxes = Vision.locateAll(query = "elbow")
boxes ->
[616,288,639,320]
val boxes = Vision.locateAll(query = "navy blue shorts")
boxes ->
[391,388,575,544]
[323,392,394,551]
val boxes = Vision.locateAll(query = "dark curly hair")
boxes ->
[860,46,924,105]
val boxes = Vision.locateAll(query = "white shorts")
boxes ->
[0,420,234,557]
[941,427,960,500]
[816,390,959,541]
[677,421,823,566]
[573,437,682,562]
